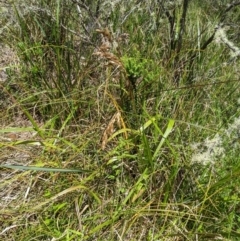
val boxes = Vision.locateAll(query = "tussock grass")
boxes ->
[1,0,240,240]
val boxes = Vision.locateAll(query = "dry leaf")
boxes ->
[101,111,121,150]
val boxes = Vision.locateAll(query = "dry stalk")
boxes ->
[101,111,121,150]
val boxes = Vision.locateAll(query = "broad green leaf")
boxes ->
[153,119,175,160]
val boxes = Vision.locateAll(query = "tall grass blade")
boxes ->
[0,165,91,173]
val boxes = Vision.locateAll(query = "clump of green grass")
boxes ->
[1,0,240,240]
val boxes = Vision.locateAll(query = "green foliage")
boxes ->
[121,54,159,83]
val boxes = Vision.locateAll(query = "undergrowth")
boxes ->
[1,0,240,240]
